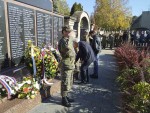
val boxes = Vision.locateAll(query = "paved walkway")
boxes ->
[28,50,122,113]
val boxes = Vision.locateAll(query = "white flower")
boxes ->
[33,82,40,90]
[0,84,2,88]
[5,79,9,82]
[18,83,24,89]
[11,90,16,95]
[26,95,30,99]
[9,81,13,85]
[50,47,55,51]
[2,88,6,91]
[33,78,36,82]
[14,86,19,91]
[31,91,35,94]
[26,80,32,84]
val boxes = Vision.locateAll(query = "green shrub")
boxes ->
[117,67,140,90]
[130,82,150,113]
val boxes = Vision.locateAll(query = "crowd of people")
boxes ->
[130,30,150,47]
[58,26,101,107]
[99,30,150,50]
[57,26,150,107]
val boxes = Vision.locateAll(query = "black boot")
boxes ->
[67,96,74,102]
[62,97,71,107]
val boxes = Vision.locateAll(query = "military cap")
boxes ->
[62,26,73,32]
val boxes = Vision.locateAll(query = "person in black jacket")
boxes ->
[74,40,95,84]
[146,30,150,47]
[89,30,101,78]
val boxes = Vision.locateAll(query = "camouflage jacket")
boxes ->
[58,37,75,70]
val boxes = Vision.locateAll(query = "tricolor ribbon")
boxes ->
[41,48,53,86]
[0,75,17,85]
[0,75,17,99]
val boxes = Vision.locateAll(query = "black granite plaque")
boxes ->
[53,16,59,48]
[23,8,35,48]
[0,0,8,70]
[53,17,63,48]
[58,17,63,40]
[8,3,35,65]
[36,11,52,48]
[15,0,52,12]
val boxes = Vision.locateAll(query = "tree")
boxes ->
[53,0,70,16]
[70,2,83,15]
[94,0,132,30]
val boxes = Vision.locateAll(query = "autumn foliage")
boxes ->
[115,43,150,113]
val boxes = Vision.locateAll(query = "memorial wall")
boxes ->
[0,0,63,72]
[0,0,8,69]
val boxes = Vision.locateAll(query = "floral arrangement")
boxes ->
[24,40,42,77]
[17,77,40,99]
[24,40,59,79]
[0,40,60,100]
[0,75,17,99]
[0,76,40,100]
[42,48,58,79]
[0,84,7,99]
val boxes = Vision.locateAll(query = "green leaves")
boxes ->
[94,0,131,30]
[131,82,150,113]
[115,43,150,112]
[70,2,83,16]
[53,0,70,15]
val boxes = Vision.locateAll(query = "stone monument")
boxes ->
[0,0,63,73]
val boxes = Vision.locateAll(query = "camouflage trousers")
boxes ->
[60,69,74,97]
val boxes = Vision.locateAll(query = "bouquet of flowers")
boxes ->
[0,84,7,100]
[25,40,59,79]
[42,48,58,79]
[24,40,42,77]
[0,75,17,99]
[17,77,40,99]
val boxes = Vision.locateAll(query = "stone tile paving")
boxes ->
[28,50,122,113]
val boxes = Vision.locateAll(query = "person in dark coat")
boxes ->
[122,31,129,43]
[146,30,150,47]
[74,40,95,84]
[101,34,107,49]
[108,34,114,50]
[89,30,101,78]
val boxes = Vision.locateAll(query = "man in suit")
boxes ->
[74,39,95,84]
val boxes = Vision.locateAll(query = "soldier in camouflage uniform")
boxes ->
[58,26,76,107]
